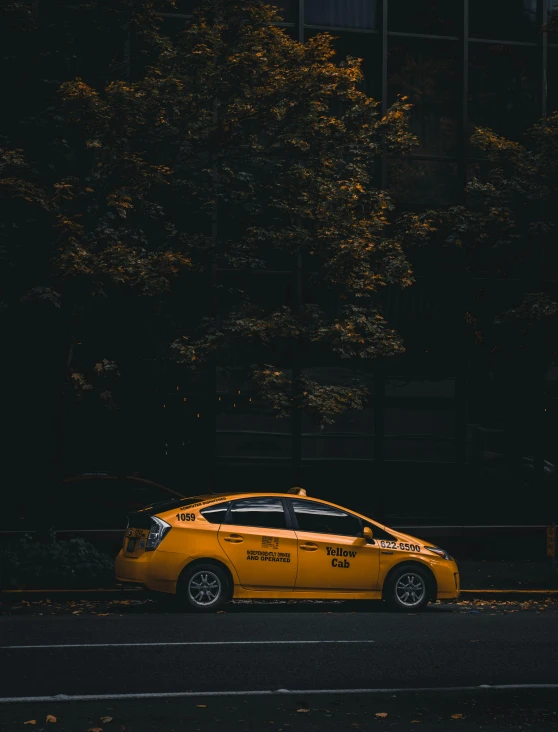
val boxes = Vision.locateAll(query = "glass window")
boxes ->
[161,16,189,41]
[550,1,558,37]
[389,0,460,36]
[302,434,374,459]
[305,29,382,99]
[384,437,457,462]
[469,44,540,141]
[469,0,538,42]
[171,0,299,19]
[388,38,459,156]
[291,499,362,536]
[172,0,200,13]
[216,366,291,460]
[305,0,378,30]
[388,159,460,206]
[301,368,374,460]
[549,48,558,115]
[226,497,287,530]
[200,502,231,524]
[272,1,299,23]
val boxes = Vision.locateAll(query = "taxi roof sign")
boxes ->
[287,486,307,496]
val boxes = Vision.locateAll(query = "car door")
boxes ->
[218,497,298,590]
[290,499,380,591]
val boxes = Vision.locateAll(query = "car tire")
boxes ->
[384,565,431,612]
[177,563,230,613]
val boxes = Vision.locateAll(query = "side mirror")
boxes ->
[363,526,374,542]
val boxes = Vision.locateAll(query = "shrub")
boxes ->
[0,529,114,589]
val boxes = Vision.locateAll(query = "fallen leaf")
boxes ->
[88,728,103,732]
[411,721,421,724]
[46,715,57,723]
[24,722,36,726]
[375,713,388,718]
[100,717,113,723]
[196,704,206,708]
[451,713,464,719]
[297,709,310,714]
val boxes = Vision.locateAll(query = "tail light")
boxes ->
[146,516,171,551]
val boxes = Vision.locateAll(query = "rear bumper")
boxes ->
[115,550,189,595]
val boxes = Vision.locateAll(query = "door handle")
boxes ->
[224,534,244,543]
[300,543,318,551]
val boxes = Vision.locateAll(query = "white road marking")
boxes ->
[2,640,377,650]
[1,684,557,704]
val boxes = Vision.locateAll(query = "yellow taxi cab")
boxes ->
[115,487,460,612]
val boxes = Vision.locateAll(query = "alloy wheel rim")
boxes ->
[395,573,426,607]
[188,571,221,606]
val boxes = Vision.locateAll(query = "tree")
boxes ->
[427,114,558,357]
[420,113,558,507]
[2,0,428,492]
[155,2,423,422]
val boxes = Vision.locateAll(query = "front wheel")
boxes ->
[384,565,431,612]
[177,564,230,613]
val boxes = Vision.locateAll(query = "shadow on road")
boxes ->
[101,598,458,616]
[4,596,555,617]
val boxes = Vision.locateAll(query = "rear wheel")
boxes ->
[177,564,230,613]
[384,565,431,612]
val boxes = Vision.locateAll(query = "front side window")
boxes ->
[291,499,362,536]
[200,502,230,524]
[225,497,287,530]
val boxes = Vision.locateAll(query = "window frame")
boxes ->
[223,496,293,531]
[286,498,365,538]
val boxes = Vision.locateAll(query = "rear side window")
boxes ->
[291,499,362,537]
[225,497,287,530]
[200,502,230,524]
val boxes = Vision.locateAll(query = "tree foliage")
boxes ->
[149,0,422,424]
[2,0,429,428]
[417,112,558,365]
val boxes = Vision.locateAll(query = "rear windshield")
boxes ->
[127,495,229,529]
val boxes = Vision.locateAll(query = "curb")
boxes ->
[0,588,145,602]
[459,589,558,600]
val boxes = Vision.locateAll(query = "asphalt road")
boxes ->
[1,689,558,732]
[1,603,558,700]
